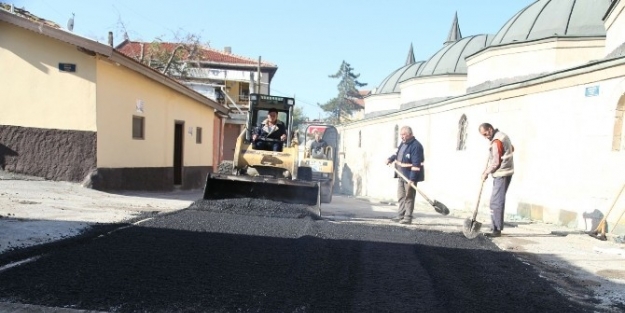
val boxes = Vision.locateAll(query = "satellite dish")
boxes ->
[67,13,74,32]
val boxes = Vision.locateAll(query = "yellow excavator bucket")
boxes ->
[203,174,320,206]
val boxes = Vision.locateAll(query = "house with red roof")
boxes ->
[0,5,230,191]
[116,40,279,161]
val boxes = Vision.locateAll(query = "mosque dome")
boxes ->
[374,61,425,95]
[416,34,493,77]
[490,0,610,46]
[372,14,492,94]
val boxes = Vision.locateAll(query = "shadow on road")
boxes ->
[0,209,615,313]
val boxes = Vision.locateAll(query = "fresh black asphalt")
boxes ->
[0,198,594,312]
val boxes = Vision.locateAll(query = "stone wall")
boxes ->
[0,125,96,182]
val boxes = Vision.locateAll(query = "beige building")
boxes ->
[0,7,229,191]
[115,41,278,162]
[339,0,625,233]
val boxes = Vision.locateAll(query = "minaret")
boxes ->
[444,12,462,45]
[405,43,416,65]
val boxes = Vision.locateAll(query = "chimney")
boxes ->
[108,31,113,47]
[224,46,232,54]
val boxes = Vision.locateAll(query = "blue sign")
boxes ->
[585,85,599,97]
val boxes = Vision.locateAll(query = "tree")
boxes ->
[112,15,206,80]
[291,106,307,128]
[319,61,367,124]
[141,33,205,80]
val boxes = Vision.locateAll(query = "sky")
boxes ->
[9,0,531,118]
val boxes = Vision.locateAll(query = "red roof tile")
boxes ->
[352,90,370,107]
[116,40,275,67]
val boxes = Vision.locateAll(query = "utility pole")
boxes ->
[257,56,261,94]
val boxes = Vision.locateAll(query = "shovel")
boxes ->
[589,182,625,241]
[463,179,486,239]
[390,165,450,216]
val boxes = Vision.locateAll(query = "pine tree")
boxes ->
[319,61,367,124]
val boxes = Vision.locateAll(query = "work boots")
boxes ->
[484,230,502,237]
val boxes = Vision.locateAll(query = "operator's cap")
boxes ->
[268,108,278,114]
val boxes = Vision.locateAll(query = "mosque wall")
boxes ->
[466,38,605,88]
[363,93,401,114]
[604,0,625,55]
[400,75,466,104]
[339,58,625,230]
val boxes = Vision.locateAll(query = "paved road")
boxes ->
[0,198,593,313]
[1,172,623,312]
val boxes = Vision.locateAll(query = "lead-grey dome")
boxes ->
[416,34,493,77]
[373,61,425,95]
[491,0,610,46]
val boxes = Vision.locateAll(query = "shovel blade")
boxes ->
[432,200,450,216]
[588,232,608,241]
[462,218,482,239]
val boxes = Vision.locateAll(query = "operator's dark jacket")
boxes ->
[255,120,287,140]
[388,137,425,182]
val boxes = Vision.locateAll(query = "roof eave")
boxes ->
[0,9,228,115]
[0,9,113,56]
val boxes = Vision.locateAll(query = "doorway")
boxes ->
[174,122,184,185]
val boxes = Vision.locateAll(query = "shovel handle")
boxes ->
[594,182,625,234]
[472,180,485,221]
[388,164,432,204]
[472,155,491,221]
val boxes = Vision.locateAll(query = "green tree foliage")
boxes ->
[292,106,307,128]
[319,61,367,124]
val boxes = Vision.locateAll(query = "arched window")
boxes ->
[393,125,399,148]
[358,130,362,148]
[457,114,468,151]
[612,95,625,151]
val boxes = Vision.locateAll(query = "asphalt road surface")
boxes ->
[0,198,594,313]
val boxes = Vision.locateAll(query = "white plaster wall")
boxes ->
[340,66,625,230]
[467,39,605,88]
[400,76,466,104]
[363,93,401,114]
[604,0,625,55]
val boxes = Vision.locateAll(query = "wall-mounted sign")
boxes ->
[136,100,144,113]
[58,63,76,72]
[188,127,193,135]
[585,85,600,97]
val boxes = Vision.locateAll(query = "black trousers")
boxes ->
[253,140,283,152]
[397,179,416,220]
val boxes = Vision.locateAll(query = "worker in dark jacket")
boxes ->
[308,130,328,159]
[252,108,287,151]
[386,126,425,224]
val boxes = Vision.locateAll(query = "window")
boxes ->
[239,82,250,102]
[255,110,288,126]
[196,127,202,144]
[612,95,625,151]
[132,116,145,139]
[358,130,362,148]
[457,114,468,150]
[393,125,399,148]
